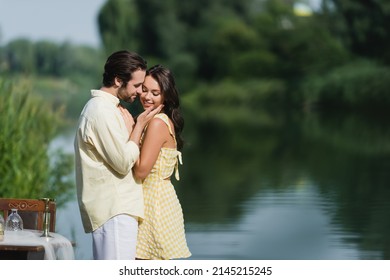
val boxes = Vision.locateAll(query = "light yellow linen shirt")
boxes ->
[74,89,143,233]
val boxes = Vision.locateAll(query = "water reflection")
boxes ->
[177,110,390,259]
[55,110,390,259]
[188,184,366,260]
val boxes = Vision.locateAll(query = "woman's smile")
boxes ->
[141,99,155,109]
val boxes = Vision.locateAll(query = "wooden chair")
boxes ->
[0,198,56,232]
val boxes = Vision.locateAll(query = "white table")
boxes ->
[0,229,74,260]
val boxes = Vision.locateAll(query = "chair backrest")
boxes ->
[0,198,56,232]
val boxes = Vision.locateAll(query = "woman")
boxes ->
[133,65,191,260]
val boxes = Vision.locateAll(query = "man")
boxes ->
[74,50,162,260]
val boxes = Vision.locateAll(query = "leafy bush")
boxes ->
[0,80,73,205]
[182,78,286,126]
[302,60,390,110]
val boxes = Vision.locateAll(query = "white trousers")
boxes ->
[92,214,138,260]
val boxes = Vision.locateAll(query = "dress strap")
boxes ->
[155,113,176,141]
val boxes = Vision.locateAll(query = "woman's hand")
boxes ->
[129,104,164,146]
[136,104,164,128]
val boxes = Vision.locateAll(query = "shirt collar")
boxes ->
[91,89,120,106]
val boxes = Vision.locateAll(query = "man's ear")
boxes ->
[114,77,123,88]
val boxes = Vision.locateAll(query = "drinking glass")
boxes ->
[5,208,23,231]
[0,214,4,241]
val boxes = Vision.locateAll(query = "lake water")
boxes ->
[53,111,390,260]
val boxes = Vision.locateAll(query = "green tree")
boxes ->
[2,39,35,74]
[93,0,390,114]
[251,0,350,80]
[135,0,184,59]
[96,0,256,82]
[322,0,390,64]
[97,0,140,55]
[34,41,63,76]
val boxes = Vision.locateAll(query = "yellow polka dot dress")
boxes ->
[136,113,191,260]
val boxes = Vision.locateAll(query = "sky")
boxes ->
[0,0,322,48]
[0,0,107,47]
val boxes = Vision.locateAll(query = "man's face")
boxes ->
[117,69,146,103]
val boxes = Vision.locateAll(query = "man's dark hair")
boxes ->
[102,50,147,87]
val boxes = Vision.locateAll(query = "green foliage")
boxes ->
[98,0,140,55]
[252,0,350,80]
[182,78,286,127]
[0,42,104,120]
[1,39,35,73]
[322,0,390,64]
[136,0,186,59]
[34,41,63,76]
[203,14,265,79]
[0,40,103,78]
[96,0,353,86]
[1,0,389,128]
[0,80,73,206]
[301,60,390,109]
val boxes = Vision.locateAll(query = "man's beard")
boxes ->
[117,86,133,103]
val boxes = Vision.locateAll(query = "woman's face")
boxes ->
[140,75,164,110]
